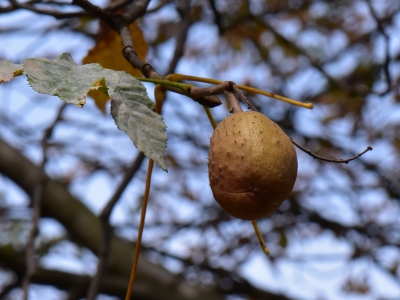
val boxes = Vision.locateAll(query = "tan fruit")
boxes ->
[208,111,297,220]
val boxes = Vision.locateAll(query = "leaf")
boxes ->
[23,53,120,107]
[83,22,148,112]
[0,60,23,83]
[22,53,167,169]
[111,72,167,171]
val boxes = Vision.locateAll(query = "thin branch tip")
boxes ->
[292,139,373,164]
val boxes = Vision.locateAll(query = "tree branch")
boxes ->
[166,0,191,75]
[365,0,392,95]
[123,0,150,24]
[22,103,66,299]
[291,139,373,164]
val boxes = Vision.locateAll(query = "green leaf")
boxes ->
[0,60,23,83]
[111,72,167,171]
[23,53,120,107]
[23,53,167,171]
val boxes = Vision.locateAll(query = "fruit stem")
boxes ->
[225,90,243,114]
[125,160,154,300]
[251,220,270,255]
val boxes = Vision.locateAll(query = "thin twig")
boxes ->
[0,280,20,299]
[291,139,373,164]
[166,0,191,75]
[86,151,145,300]
[146,0,173,14]
[22,103,66,300]
[208,0,223,34]
[72,0,116,26]
[365,0,391,95]
[125,159,154,300]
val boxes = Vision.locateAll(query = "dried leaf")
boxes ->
[83,22,148,112]
[0,60,23,83]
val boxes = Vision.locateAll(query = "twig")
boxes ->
[208,0,223,34]
[8,0,88,18]
[21,103,66,300]
[71,0,116,26]
[189,81,232,98]
[86,151,145,300]
[170,74,313,109]
[0,279,20,299]
[291,139,373,164]
[191,80,258,112]
[106,0,134,12]
[125,159,154,300]
[166,0,191,75]
[365,0,391,95]
[146,0,173,14]
[123,0,150,24]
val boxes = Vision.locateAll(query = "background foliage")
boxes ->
[0,0,400,299]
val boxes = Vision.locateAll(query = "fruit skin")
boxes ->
[208,111,297,220]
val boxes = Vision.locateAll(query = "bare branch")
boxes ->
[123,0,150,24]
[291,139,373,164]
[365,0,392,95]
[71,0,116,25]
[146,0,173,14]
[166,0,192,75]
[8,0,88,18]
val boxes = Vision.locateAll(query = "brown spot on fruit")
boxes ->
[208,111,297,220]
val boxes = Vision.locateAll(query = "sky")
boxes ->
[1,1,400,299]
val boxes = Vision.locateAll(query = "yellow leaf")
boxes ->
[87,90,109,112]
[83,22,148,112]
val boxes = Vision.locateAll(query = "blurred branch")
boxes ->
[0,137,224,300]
[166,0,191,74]
[7,0,87,18]
[259,17,355,93]
[87,152,145,300]
[0,278,20,299]
[4,0,139,18]
[208,0,223,34]
[146,0,173,14]
[21,103,66,300]
[291,140,373,164]
[0,243,130,299]
[142,246,293,300]
[123,0,150,24]
[365,0,392,95]
[71,0,116,25]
